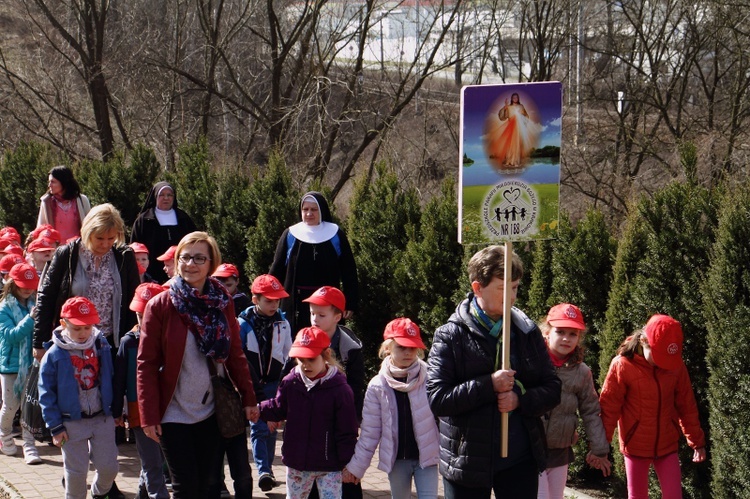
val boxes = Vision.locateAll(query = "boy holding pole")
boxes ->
[426,245,560,498]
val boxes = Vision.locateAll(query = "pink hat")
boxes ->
[251,274,289,299]
[383,318,426,349]
[644,314,683,371]
[60,297,100,326]
[8,263,39,289]
[213,263,240,279]
[289,327,331,359]
[129,282,166,314]
[303,286,346,312]
[27,237,56,253]
[156,246,177,262]
[129,242,149,254]
[546,303,586,330]
[0,254,25,273]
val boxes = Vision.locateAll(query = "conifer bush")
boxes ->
[0,141,58,235]
[704,183,750,498]
[347,163,421,374]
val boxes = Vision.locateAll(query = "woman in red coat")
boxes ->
[137,231,259,499]
[600,314,706,499]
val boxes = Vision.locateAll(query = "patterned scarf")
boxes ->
[169,276,231,362]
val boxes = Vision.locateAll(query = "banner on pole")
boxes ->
[458,82,563,244]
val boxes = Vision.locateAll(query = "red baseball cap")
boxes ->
[0,227,21,245]
[37,228,62,244]
[251,274,289,299]
[130,282,166,314]
[8,263,39,289]
[0,244,23,256]
[0,254,25,273]
[29,224,53,241]
[60,297,100,326]
[303,286,346,312]
[213,263,240,279]
[156,246,177,262]
[129,242,149,255]
[383,317,426,349]
[644,314,683,371]
[27,237,56,253]
[546,303,586,330]
[289,327,331,359]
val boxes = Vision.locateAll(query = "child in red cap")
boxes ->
[600,314,706,499]
[129,243,157,284]
[259,326,358,499]
[156,246,177,282]
[38,297,120,499]
[212,263,251,313]
[238,274,293,492]
[26,237,57,273]
[538,304,611,499]
[343,318,439,497]
[112,283,168,498]
[0,263,41,463]
[303,286,365,421]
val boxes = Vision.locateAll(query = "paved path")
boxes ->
[0,432,596,498]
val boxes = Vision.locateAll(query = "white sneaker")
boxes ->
[0,436,17,456]
[24,447,42,464]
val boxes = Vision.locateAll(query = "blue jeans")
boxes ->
[250,382,279,476]
[132,427,170,499]
[388,460,438,499]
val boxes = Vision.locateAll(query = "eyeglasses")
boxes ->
[178,254,210,265]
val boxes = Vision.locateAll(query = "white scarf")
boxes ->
[51,326,99,352]
[298,364,339,391]
[380,356,426,393]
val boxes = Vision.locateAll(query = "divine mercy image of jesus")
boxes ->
[483,92,542,172]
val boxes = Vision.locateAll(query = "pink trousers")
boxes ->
[624,452,682,499]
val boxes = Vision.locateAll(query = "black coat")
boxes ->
[426,294,561,487]
[130,182,197,284]
[33,239,140,349]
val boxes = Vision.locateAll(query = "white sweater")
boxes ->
[346,360,439,478]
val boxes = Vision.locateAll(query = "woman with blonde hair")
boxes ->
[33,203,140,359]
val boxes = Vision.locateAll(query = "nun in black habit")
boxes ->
[269,191,359,332]
[130,181,197,283]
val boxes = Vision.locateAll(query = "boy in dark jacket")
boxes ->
[426,245,561,498]
[112,283,169,499]
[238,274,293,492]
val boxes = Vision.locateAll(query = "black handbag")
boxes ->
[206,358,246,438]
[21,360,52,442]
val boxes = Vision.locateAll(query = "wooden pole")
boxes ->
[500,241,513,457]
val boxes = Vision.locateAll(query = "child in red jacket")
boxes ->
[600,314,706,499]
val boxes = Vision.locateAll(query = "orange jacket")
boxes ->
[600,354,704,458]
